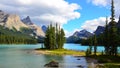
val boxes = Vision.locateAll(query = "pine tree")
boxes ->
[104,17,110,55]
[60,28,66,49]
[89,37,93,55]
[44,23,66,50]
[93,35,97,55]
[109,0,118,56]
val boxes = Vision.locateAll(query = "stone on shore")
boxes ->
[44,60,59,67]
[77,65,83,68]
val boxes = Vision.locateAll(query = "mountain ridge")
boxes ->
[0,10,45,37]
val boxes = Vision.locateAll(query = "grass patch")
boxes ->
[104,63,120,68]
[35,48,85,56]
[88,55,120,63]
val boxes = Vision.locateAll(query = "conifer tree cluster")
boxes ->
[104,0,118,56]
[44,24,66,50]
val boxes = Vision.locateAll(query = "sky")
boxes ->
[0,0,120,37]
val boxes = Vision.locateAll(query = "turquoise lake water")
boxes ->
[0,44,105,68]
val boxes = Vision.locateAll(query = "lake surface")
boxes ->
[0,44,104,68]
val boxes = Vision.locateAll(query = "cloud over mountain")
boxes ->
[81,17,118,32]
[0,0,81,26]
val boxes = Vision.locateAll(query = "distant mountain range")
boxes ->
[0,10,45,38]
[1,10,120,43]
[94,26,105,35]
[67,17,120,43]
[67,29,93,43]
[42,25,47,33]
[94,17,120,35]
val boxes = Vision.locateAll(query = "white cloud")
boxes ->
[81,17,119,32]
[88,0,120,17]
[0,0,81,26]
[81,17,106,32]
[87,0,109,7]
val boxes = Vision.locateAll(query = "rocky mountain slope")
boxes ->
[73,29,93,39]
[22,16,45,37]
[67,29,93,43]
[0,10,45,37]
[94,26,105,35]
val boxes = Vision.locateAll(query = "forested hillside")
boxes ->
[0,25,37,44]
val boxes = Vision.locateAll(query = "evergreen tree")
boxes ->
[60,28,66,49]
[44,23,66,50]
[89,37,93,55]
[109,0,118,56]
[93,35,97,55]
[104,17,110,55]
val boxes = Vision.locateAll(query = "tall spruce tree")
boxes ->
[104,17,110,55]
[93,35,97,55]
[60,28,66,49]
[109,0,118,56]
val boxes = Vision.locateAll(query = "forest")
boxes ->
[0,25,37,44]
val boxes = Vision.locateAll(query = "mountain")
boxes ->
[0,10,45,38]
[0,10,28,31]
[67,29,93,43]
[94,26,105,35]
[22,16,32,25]
[94,17,120,35]
[73,29,93,39]
[117,16,120,28]
[42,25,47,33]
[22,16,45,37]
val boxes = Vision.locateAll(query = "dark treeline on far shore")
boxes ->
[0,25,37,44]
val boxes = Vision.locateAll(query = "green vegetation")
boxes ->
[105,63,120,68]
[44,24,66,50]
[20,27,33,35]
[84,1,120,67]
[0,25,37,44]
[89,55,120,63]
[83,0,120,56]
[36,48,85,56]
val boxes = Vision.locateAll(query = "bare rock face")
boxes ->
[22,16,45,37]
[5,14,28,31]
[0,10,8,25]
[0,10,45,37]
[28,24,45,37]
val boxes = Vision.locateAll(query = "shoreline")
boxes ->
[34,49,86,56]
[33,49,109,68]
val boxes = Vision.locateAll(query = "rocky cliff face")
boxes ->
[0,10,8,25]
[28,24,45,37]
[0,10,45,37]
[5,14,28,31]
[0,10,28,31]
[94,26,105,35]
[22,16,32,25]
[22,16,45,37]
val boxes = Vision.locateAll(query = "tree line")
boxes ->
[0,25,37,44]
[44,24,66,50]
